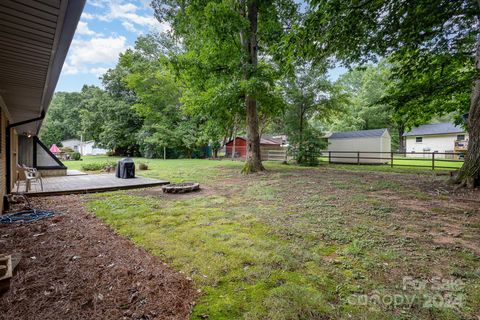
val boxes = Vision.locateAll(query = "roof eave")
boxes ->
[33,0,86,135]
[403,131,465,137]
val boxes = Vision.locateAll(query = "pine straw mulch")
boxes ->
[0,195,195,320]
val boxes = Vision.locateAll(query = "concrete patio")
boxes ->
[15,173,169,196]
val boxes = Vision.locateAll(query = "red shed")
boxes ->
[225,136,282,158]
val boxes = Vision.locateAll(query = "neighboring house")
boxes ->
[403,123,468,158]
[0,1,84,211]
[225,136,283,158]
[328,128,391,164]
[61,139,108,156]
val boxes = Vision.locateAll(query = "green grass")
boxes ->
[319,156,463,171]
[66,154,461,181]
[65,156,245,183]
[71,157,478,319]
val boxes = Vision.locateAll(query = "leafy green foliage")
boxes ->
[302,0,477,127]
[40,85,143,155]
[330,62,392,131]
[80,161,117,172]
[318,62,406,150]
[281,64,345,165]
[151,0,300,169]
[302,0,479,180]
[40,92,83,146]
[290,132,325,166]
[71,152,81,161]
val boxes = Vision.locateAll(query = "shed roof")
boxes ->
[329,128,388,139]
[403,123,465,136]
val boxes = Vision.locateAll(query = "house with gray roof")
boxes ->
[328,128,391,164]
[403,123,468,158]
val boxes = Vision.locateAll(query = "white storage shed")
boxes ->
[328,128,391,164]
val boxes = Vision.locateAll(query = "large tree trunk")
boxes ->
[456,29,480,188]
[241,0,264,173]
[397,124,405,153]
[245,96,264,170]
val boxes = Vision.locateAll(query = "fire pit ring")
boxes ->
[162,182,200,194]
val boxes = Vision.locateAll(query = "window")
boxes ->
[457,134,465,141]
[416,137,423,143]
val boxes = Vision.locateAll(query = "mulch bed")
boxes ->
[0,195,195,320]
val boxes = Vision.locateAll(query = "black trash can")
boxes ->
[116,158,135,179]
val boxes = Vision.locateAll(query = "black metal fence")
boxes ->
[319,151,465,170]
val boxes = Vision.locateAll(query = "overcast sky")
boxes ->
[56,0,345,92]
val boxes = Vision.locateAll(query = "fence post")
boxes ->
[328,151,331,163]
[357,152,360,165]
[432,152,435,170]
[390,152,393,168]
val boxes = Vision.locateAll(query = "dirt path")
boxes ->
[0,195,195,320]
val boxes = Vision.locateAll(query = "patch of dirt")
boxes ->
[321,252,340,263]
[272,167,480,258]
[0,195,195,320]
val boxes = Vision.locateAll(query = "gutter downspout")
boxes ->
[5,111,46,199]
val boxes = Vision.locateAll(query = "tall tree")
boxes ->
[303,0,480,186]
[78,85,143,155]
[242,0,263,172]
[283,64,345,165]
[151,0,298,172]
[40,92,83,146]
[324,62,409,150]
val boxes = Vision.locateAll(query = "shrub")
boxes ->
[61,147,74,153]
[288,131,326,166]
[138,163,148,170]
[71,152,81,161]
[81,161,116,171]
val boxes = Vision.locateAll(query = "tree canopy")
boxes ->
[41,0,480,184]
[302,0,480,186]
[151,0,300,172]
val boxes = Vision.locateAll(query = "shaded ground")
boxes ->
[0,195,194,320]
[85,161,480,319]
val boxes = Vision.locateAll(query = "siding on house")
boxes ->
[0,112,20,211]
[62,139,108,156]
[0,111,6,212]
[405,133,469,158]
[10,129,19,193]
[0,0,85,211]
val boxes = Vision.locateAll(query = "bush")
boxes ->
[289,132,326,166]
[81,161,116,171]
[61,147,75,153]
[71,152,81,161]
[138,163,148,170]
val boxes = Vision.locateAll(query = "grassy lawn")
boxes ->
[318,156,463,170]
[68,157,479,319]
